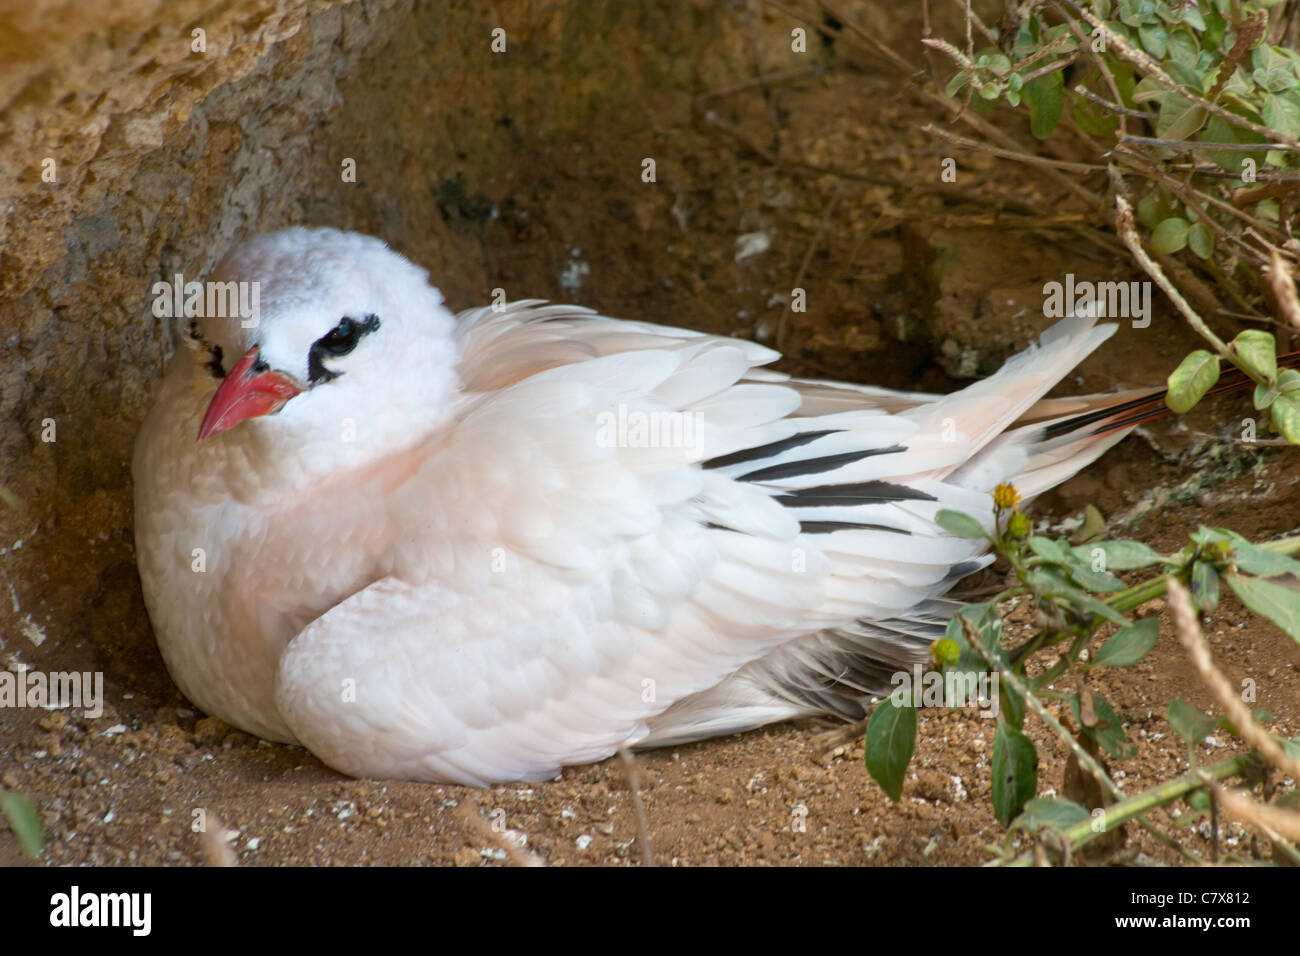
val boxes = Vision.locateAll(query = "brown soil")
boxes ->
[2,2,1297,867]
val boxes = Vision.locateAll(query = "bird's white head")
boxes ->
[192,228,459,454]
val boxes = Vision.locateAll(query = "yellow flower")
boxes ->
[993,482,1021,511]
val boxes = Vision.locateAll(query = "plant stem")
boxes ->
[962,618,1122,802]
[1109,172,1230,354]
[993,753,1257,866]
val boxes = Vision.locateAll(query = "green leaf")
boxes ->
[1138,23,1168,58]
[1229,329,1277,382]
[992,722,1039,826]
[1262,90,1300,143]
[1013,797,1091,832]
[1190,526,1230,548]
[0,792,42,859]
[999,667,1026,730]
[1151,217,1191,254]
[1191,559,1220,612]
[1118,1,1149,28]
[936,508,987,539]
[1169,697,1218,746]
[1136,190,1163,228]
[1221,536,1300,578]
[1024,70,1064,139]
[945,70,970,97]
[1069,582,1134,627]
[1156,93,1206,141]
[1072,93,1120,137]
[1071,540,1166,570]
[945,606,1001,675]
[1092,617,1160,669]
[978,49,1012,74]
[865,698,918,802]
[1012,16,1040,58]
[1072,503,1108,545]
[1226,574,1300,644]
[1273,389,1300,443]
[1254,68,1297,94]
[1068,692,1136,759]
[1187,221,1214,259]
[1065,557,1125,593]
[1202,8,1226,51]
[1202,115,1269,175]
[1165,27,1199,67]
[1132,73,1168,105]
[1166,350,1220,413]
[1028,536,1073,566]
[1177,6,1206,31]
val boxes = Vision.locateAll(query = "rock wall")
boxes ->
[0,0,772,696]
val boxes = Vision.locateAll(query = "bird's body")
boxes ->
[135,227,1137,785]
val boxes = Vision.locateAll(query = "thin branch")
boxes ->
[1210,782,1300,849]
[921,36,976,71]
[947,0,996,43]
[695,65,822,102]
[1109,168,1228,353]
[197,812,238,867]
[1112,149,1273,270]
[618,748,656,867]
[1021,53,1081,86]
[1050,0,1131,138]
[1112,149,1279,263]
[1072,84,1156,120]
[1058,0,1300,151]
[963,0,974,72]
[457,802,547,867]
[1168,579,1300,783]
[993,752,1256,866]
[923,123,1106,174]
[1266,248,1300,333]
[961,617,1122,802]
[1118,133,1300,154]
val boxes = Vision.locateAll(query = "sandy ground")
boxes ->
[3,451,1298,867]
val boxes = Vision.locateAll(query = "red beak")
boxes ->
[198,346,303,441]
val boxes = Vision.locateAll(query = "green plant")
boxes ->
[864,482,1300,864]
[929,0,1300,442]
[0,791,43,860]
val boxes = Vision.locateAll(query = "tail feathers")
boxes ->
[1043,349,1300,438]
[640,347,1300,748]
[904,313,1119,480]
[637,599,961,748]
[952,348,1300,499]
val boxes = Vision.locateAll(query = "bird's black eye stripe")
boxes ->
[205,344,226,379]
[308,313,381,384]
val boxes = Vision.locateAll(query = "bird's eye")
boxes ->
[307,313,381,384]
[318,317,361,356]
